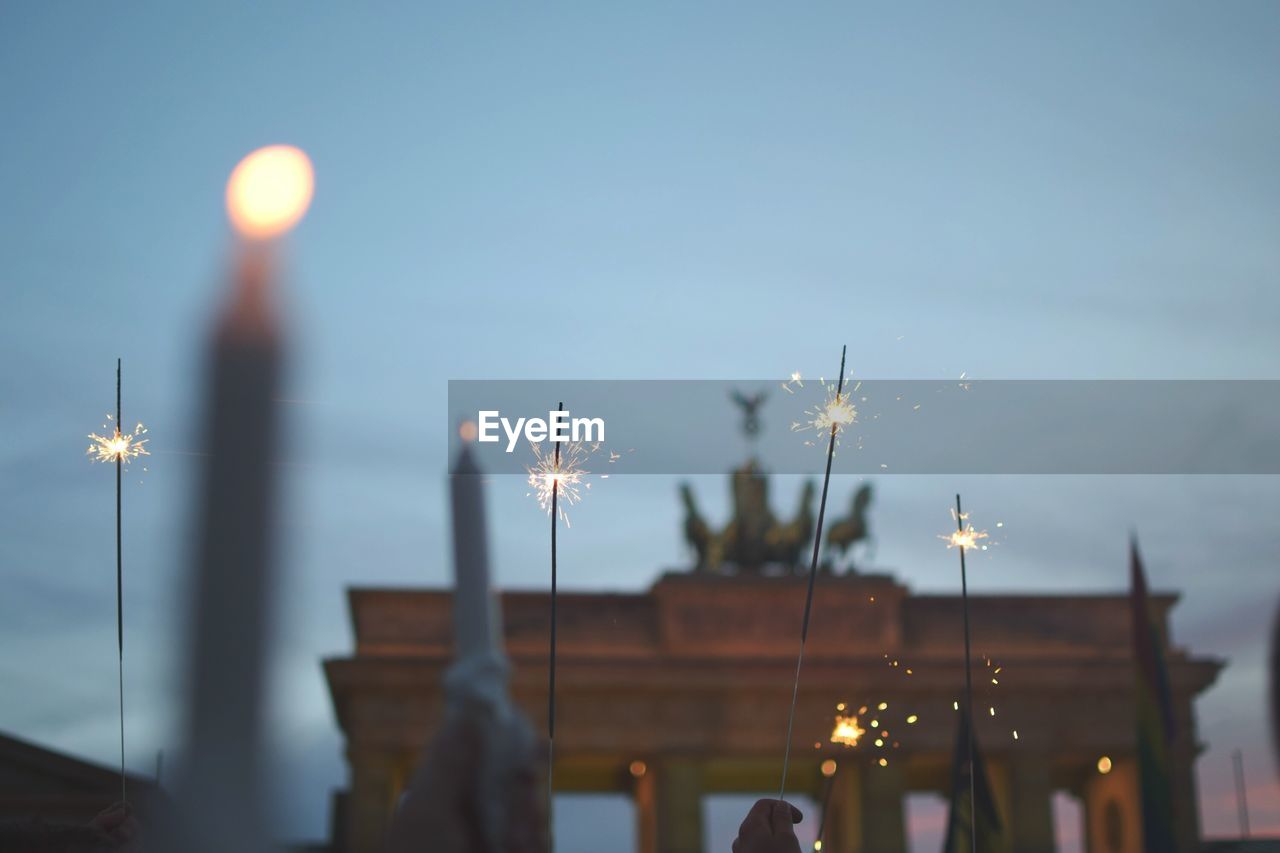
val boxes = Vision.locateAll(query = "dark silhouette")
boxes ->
[825,483,873,571]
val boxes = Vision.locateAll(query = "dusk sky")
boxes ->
[2,3,1278,850]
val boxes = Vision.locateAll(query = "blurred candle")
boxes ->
[450,426,503,662]
[172,146,313,853]
[443,428,532,853]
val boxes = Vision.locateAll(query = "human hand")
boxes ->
[385,711,545,853]
[732,799,803,853]
[89,801,139,849]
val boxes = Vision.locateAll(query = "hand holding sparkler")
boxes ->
[387,712,547,853]
[733,799,804,853]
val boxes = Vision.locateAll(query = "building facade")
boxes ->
[324,571,1221,853]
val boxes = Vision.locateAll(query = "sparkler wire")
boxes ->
[779,345,846,801]
[956,494,976,853]
[116,359,126,804]
[548,402,562,833]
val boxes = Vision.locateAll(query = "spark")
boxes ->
[86,418,150,466]
[940,507,989,551]
[782,371,804,394]
[792,376,856,448]
[525,440,591,526]
[829,714,866,748]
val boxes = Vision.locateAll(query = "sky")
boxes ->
[2,2,1279,850]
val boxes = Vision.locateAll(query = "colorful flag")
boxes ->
[1130,537,1177,852]
[944,708,1004,853]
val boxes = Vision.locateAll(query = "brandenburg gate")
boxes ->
[324,567,1220,852]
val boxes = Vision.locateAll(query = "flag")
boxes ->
[1130,537,1177,852]
[943,708,1004,853]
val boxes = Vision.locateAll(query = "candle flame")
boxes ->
[226,145,315,239]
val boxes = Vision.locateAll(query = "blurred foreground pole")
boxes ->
[450,438,502,663]
[170,248,282,853]
[446,437,539,850]
[160,145,313,852]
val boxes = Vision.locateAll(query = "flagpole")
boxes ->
[956,493,975,853]
[115,358,126,804]
[1232,749,1250,838]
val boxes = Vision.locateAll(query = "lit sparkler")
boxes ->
[941,509,988,552]
[779,345,847,803]
[792,377,857,448]
[526,439,591,527]
[85,358,146,804]
[530,401,594,844]
[830,714,866,748]
[87,420,150,465]
[946,494,981,853]
[826,692,916,757]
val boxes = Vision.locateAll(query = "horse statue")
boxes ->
[825,483,873,572]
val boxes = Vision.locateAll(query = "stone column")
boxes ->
[1170,700,1202,853]
[654,758,704,853]
[345,747,401,853]
[821,761,863,853]
[1007,753,1055,853]
[1083,755,1141,853]
[634,764,658,853]
[860,760,906,852]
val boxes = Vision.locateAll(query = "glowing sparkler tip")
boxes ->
[793,376,857,451]
[525,440,592,524]
[86,421,150,466]
[829,714,865,748]
[940,507,989,551]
